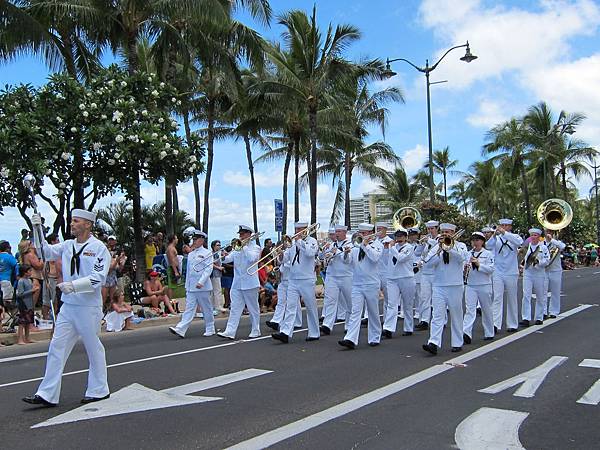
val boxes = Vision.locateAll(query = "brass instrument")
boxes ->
[437,229,465,254]
[324,242,353,264]
[294,222,321,241]
[392,207,421,231]
[353,232,376,246]
[537,198,573,265]
[230,231,265,251]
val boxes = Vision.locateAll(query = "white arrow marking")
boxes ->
[577,359,600,405]
[478,356,568,398]
[32,368,272,428]
[455,407,529,450]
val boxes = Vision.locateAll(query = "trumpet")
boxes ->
[353,232,376,246]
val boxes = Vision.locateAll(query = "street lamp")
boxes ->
[582,158,600,247]
[383,42,477,203]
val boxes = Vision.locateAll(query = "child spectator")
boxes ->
[16,264,38,345]
[105,290,134,332]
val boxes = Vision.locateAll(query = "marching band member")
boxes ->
[319,228,337,324]
[383,228,416,338]
[376,222,393,314]
[544,228,566,319]
[422,223,469,355]
[486,218,523,333]
[272,222,320,343]
[265,252,302,332]
[462,232,495,343]
[23,209,110,407]
[415,220,440,330]
[320,225,353,336]
[169,230,214,338]
[217,225,261,340]
[520,228,550,327]
[408,227,422,322]
[339,223,383,349]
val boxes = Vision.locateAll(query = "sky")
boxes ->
[1,0,600,247]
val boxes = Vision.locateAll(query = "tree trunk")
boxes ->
[131,166,146,282]
[182,111,201,227]
[202,100,215,234]
[308,107,318,228]
[172,183,179,227]
[244,133,259,244]
[165,180,174,236]
[294,138,300,222]
[344,149,352,228]
[282,145,292,236]
[443,170,448,203]
[519,160,533,225]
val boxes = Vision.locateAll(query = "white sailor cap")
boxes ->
[408,227,420,234]
[375,222,389,229]
[328,228,336,234]
[72,208,97,223]
[107,235,117,241]
[294,222,308,228]
[481,226,493,233]
[471,231,486,240]
[395,228,408,237]
[439,223,456,231]
[358,223,374,232]
[528,227,542,235]
[192,229,207,239]
[499,218,513,225]
[335,225,348,231]
[425,220,439,228]
[238,224,253,233]
[381,235,393,243]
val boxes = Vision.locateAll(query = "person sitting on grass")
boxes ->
[142,271,176,316]
[15,264,39,345]
[105,288,134,332]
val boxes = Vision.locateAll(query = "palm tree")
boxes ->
[449,180,470,215]
[376,166,415,219]
[425,146,458,202]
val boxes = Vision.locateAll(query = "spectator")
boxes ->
[144,234,157,272]
[259,272,278,313]
[221,245,234,309]
[166,234,181,299]
[18,240,44,308]
[103,236,127,312]
[155,232,166,255]
[15,264,38,345]
[263,238,273,251]
[210,240,226,313]
[592,247,599,267]
[104,291,134,332]
[42,234,61,320]
[142,271,176,315]
[0,240,17,307]
[578,246,588,266]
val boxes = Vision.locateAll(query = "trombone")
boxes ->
[230,231,265,251]
[353,232,376,246]
[436,229,465,255]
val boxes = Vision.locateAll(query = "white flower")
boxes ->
[92,142,102,151]
[151,133,158,139]
[160,82,165,88]
[82,111,89,118]
[172,149,178,156]
[101,114,107,119]
[159,151,167,160]
[109,177,114,182]
[59,182,66,189]
[121,81,127,87]
[61,152,71,161]
[0,168,9,178]
[56,116,63,123]
[45,169,52,176]
[70,127,77,133]
[90,103,97,109]
[151,90,159,97]
[140,140,145,144]
[86,93,92,98]
[171,97,176,103]
[164,142,171,149]
[141,110,148,116]
[176,100,181,106]
[189,155,197,163]
[162,135,167,141]
[158,117,164,123]
[171,121,178,128]
[108,159,115,166]
[56,93,64,100]
[115,134,124,143]
[132,120,139,125]
[79,103,86,110]
[188,165,196,173]
[114,152,121,159]
[147,77,153,82]
[46,130,52,136]
[112,111,123,123]
[107,79,114,86]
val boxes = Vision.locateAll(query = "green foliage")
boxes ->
[419,201,484,240]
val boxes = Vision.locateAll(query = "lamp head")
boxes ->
[23,173,36,189]
[460,42,477,63]
[381,59,397,79]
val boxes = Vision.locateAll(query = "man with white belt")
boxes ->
[520,228,550,327]
[408,227,422,322]
[23,209,110,407]
[383,228,416,338]
[320,225,353,336]
[272,222,319,343]
[339,223,383,349]
[217,225,261,339]
[463,232,495,343]
[265,250,302,331]
[415,220,440,331]
[169,230,214,338]
[486,218,523,333]
[543,228,565,319]
[422,223,469,355]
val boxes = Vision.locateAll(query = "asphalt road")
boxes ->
[1,267,599,449]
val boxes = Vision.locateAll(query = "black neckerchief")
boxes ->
[472,250,483,270]
[358,247,366,261]
[71,243,89,276]
[292,245,300,265]
[499,237,513,254]
[393,243,406,265]
[442,250,449,264]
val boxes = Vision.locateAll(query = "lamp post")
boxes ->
[383,42,477,203]
[582,159,600,247]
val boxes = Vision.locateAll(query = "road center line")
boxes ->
[226,303,593,450]
[0,352,48,364]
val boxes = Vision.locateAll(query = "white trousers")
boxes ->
[270,281,302,327]
[419,274,433,323]
[414,282,421,319]
[223,287,260,337]
[210,277,225,310]
[493,273,519,330]
[322,276,352,329]
[384,277,416,333]
[36,304,108,404]
[344,284,381,345]
[463,284,494,338]
[174,291,214,336]
[429,285,464,349]
[522,276,547,322]
[280,280,318,339]
[545,271,562,316]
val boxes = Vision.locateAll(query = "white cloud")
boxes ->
[467,99,511,128]
[221,170,282,188]
[401,144,429,174]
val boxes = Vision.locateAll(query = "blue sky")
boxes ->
[2,0,600,247]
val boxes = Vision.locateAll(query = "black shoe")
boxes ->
[305,337,319,342]
[543,314,549,320]
[271,332,289,343]
[535,320,543,325]
[81,394,110,404]
[320,325,331,336]
[294,326,302,330]
[334,318,345,324]
[415,321,429,331]
[265,321,279,331]
[506,328,517,333]
[361,318,368,327]
[494,326,499,334]
[338,339,355,349]
[422,342,437,355]
[519,320,530,328]
[549,314,557,319]
[483,336,494,341]
[368,342,380,347]
[463,333,472,345]
[402,331,413,336]
[476,307,482,316]
[22,395,57,407]
[319,316,324,324]
[451,347,462,353]
[381,330,393,339]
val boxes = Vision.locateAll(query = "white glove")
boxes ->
[31,213,42,226]
[57,281,75,294]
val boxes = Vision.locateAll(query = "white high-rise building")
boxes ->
[349,190,392,230]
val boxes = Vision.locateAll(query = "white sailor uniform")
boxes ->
[36,236,111,404]
[463,248,495,339]
[521,242,550,322]
[412,242,423,320]
[269,261,302,328]
[418,236,438,324]
[384,242,416,334]
[544,238,566,316]
[322,239,353,331]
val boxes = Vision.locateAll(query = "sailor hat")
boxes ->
[72,208,97,223]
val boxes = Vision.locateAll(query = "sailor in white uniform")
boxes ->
[415,220,440,330]
[486,218,523,332]
[422,223,469,355]
[408,227,422,322]
[339,223,383,349]
[543,228,566,319]
[265,251,302,331]
[463,232,495,343]
[383,228,416,338]
[520,228,550,327]
[217,225,261,339]
[320,225,353,336]
[170,230,214,338]
[23,209,110,407]
[272,222,320,343]
[376,222,393,313]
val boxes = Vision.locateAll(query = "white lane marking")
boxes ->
[478,356,568,398]
[455,407,528,450]
[226,304,593,450]
[0,352,48,363]
[577,359,600,405]
[32,369,272,428]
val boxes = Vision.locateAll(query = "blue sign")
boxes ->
[274,199,283,232]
